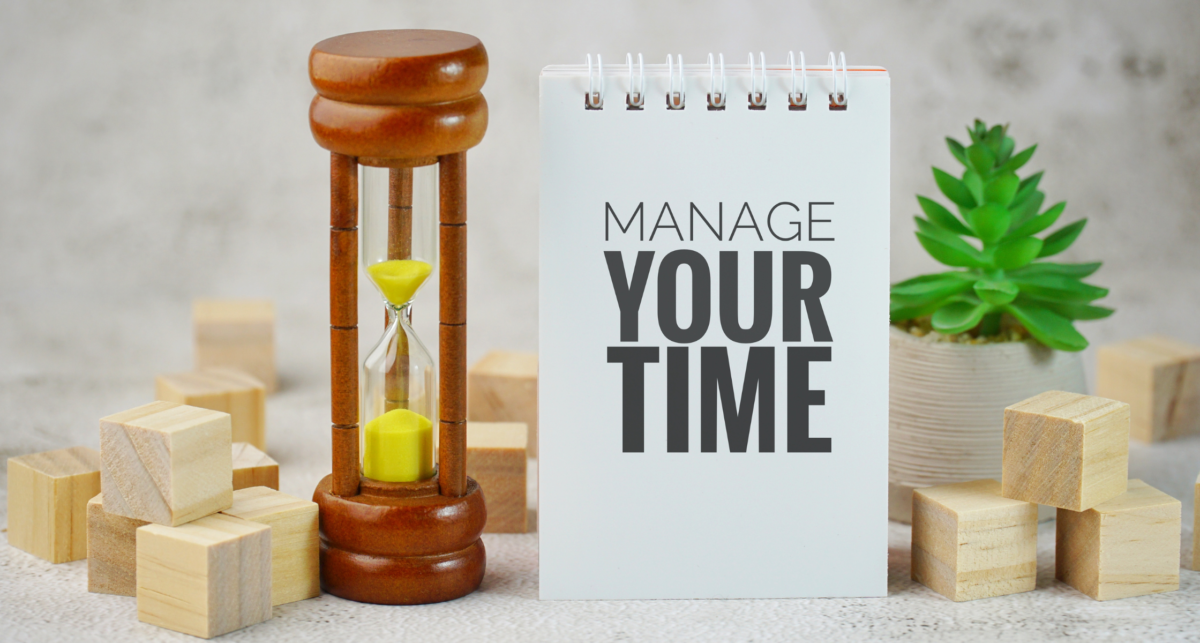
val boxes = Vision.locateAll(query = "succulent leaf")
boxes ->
[1009,273,1108,302]
[916,231,988,268]
[1000,144,1036,173]
[1017,171,1044,196]
[934,168,978,209]
[974,280,1019,305]
[918,196,975,237]
[962,171,985,206]
[892,272,976,306]
[966,203,1012,244]
[993,237,1043,269]
[1038,219,1087,258]
[984,173,1020,206]
[1004,301,1088,351]
[946,137,969,167]
[932,300,991,333]
[1008,191,1045,227]
[1008,201,1065,238]
[967,144,996,175]
[997,137,1016,164]
[1009,261,1102,279]
[1036,300,1115,320]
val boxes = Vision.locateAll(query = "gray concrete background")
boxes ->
[1,2,1199,639]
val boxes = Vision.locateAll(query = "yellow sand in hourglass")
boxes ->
[368,259,433,307]
[363,409,434,482]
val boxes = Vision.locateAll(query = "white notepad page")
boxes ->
[539,59,890,599]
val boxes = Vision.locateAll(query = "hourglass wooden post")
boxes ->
[308,29,488,605]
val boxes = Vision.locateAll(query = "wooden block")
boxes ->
[466,422,528,533]
[100,401,232,526]
[5,447,100,563]
[156,369,266,449]
[232,442,279,491]
[468,351,538,456]
[1002,390,1129,511]
[87,493,147,596]
[911,479,1037,601]
[220,486,319,605]
[1056,479,1181,601]
[194,299,276,393]
[137,513,272,638]
[1096,335,1200,442]
[1193,471,1199,572]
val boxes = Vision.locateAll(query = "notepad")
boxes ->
[539,53,891,599]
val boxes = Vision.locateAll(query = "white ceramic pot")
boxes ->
[888,326,1086,523]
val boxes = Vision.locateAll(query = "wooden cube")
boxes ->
[467,422,528,533]
[1097,335,1200,442]
[87,493,147,596]
[911,479,1038,601]
[468,351,538,455]
[1002,390,1129,511]
[220,486,319,605]
[100,401,232,526]
[1056,479,1181,601]
[156,369,266,449]
[232,442,279,491]
[194,299,276,393]
[6,446,100,563]
[137,513,271,638]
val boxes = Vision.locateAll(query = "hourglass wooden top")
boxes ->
[309,30,488,164]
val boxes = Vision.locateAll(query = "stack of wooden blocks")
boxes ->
[6,400,313,639]
[467,350,538,533]
[89,401,320,637]
[912,390,1184,602]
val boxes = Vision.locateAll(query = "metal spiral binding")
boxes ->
[626,53,645,110]
[707,53,726,110]
[585,54,604,110]
[666,54,685,110]
[829,51,848,110]
[748,52,767,110]
[788,51,807,110]
[580,51,849,111]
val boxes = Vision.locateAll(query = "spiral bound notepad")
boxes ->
[539,53,890,599]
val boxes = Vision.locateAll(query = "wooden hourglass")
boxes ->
[308,29,488,605]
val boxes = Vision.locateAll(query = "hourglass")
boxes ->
[308,29,488,605]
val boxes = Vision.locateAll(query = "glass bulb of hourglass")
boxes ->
[359,163,439,484]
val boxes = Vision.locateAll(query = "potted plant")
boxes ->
[888,120,1112,522]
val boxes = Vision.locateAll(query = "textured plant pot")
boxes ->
[888,326,1087,523]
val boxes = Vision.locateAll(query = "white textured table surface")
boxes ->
[1,372,1198,642]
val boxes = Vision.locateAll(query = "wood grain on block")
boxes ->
[87,494,147,596]
[136,513,271,639]
[467,422,528,533]
[1002,391,1129,511]
[1056,479,1181,601]
[1096,335,1200,442]
[220,486,319,605]
[193,299,276,393]
[468,351,538,456]
[911,479,1037,601]
[156,369,266,449]
[100,401,232,526]
[6,446,100,563]
[232,442,279,491]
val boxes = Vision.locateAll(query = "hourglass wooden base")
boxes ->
[313,473,486,605]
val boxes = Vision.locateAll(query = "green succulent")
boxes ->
[890,120,1112,351]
